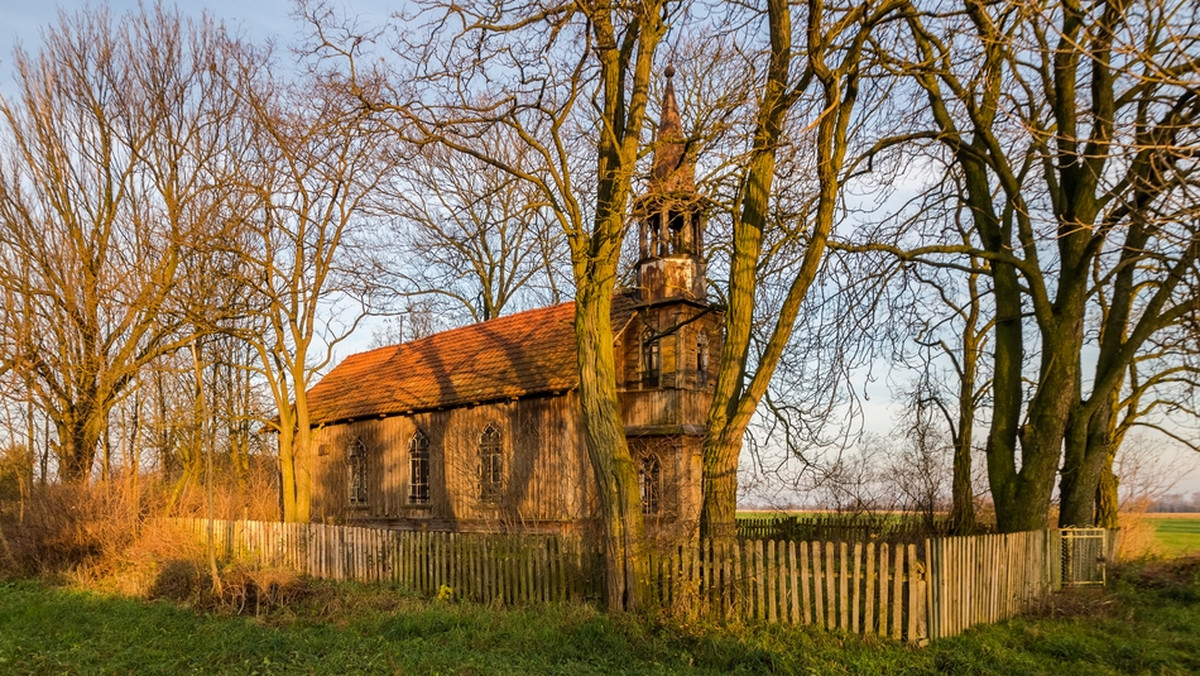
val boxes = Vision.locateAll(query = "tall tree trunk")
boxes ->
[1061,393,1118,527]
[950,272,981,535]
[576,283,648,610]
[1004,323,1083,532]
[700,423,742,542]
[949,416,976,535]
[58,409,103,483]
[1095,451,1120,528]
[277,413,300,522]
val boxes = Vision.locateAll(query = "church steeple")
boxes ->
[651,65,694,192]
[636,66,706,303]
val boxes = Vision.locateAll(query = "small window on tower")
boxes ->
[642,329,660,383]
[697,331,709,379]
[668,211,687,253]
[648,212,664,256]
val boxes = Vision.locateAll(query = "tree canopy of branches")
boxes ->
[0,6,249,482]
[382,140,568,324]
[699,0,906,541]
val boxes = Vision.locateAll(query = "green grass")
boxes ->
[4,559,1200,675]
[1145,515,1200,557]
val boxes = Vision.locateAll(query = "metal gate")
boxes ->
[1061,528,1109,587]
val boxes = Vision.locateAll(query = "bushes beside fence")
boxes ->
[736,513,952,544]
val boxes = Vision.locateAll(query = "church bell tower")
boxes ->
[635,66,706,303]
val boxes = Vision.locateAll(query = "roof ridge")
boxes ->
[390,299,576,353]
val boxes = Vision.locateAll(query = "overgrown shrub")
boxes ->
[147,557,307,615]
[0,483,136,579]
[0,461,279,582]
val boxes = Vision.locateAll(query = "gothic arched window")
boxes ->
[697,330,709,378]
[479,423,503,503]
[347,438,368,507]
[409,430,430,505]
[642,329,660,382]
[639,454,662,515]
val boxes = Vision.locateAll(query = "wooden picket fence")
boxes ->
[647,538,926,640]
[168,518,602,604]
[924,530,1060,640]
[164,518,1110,643]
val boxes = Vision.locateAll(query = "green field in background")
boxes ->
[1145,515,1200,557]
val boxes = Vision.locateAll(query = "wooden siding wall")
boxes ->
[619,305,722,391]
[620,389,711,429]
[310,393,597,532]
[628,436,702,539]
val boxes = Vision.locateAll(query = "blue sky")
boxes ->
[0,1,396,69]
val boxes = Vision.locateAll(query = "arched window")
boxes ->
[639,454,661,515]
[479,423,503,503]
[697,331,709,379]
[642,329,660,382]
[347,438,368,507]
[409,430,430,505]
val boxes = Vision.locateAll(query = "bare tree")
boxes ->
[0,5,250,482]
[227,48,399,523]
[700,0,905,540]
[302,0,672,608]
[383,139,569,324]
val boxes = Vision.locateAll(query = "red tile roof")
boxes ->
[305,294,639,424]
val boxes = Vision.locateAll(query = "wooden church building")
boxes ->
[299,70,721,537]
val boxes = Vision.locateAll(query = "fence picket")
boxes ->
[864,542,876,634]
[823,542,836,630]
[878,543,890,637]
[838,542,849,632]
[799,542,812,625]
[891,544,903,640]
[851,542,862,634]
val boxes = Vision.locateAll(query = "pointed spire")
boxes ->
[651,65,694,191]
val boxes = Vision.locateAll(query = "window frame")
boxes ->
[347,438,368,508]
[408,430,431,505]
[638,453,662,516]
[479,422,503,504]
[642,328,661,383]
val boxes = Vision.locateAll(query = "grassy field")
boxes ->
[1143,514,1200,557]
[3,557,1200,675]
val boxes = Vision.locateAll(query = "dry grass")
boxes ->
[0,463,279,586]
[1115,511,1161,558]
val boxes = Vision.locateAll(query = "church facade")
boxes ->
[298,71,721,538]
